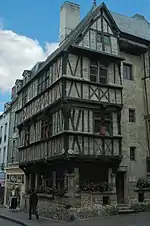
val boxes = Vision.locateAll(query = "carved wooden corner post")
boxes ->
[74,168,80,194]
[61,101,72,155]
[100,104,107,155]
[61,101,73,196]
[52,171,56,189]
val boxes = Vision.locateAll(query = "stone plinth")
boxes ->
[22,193,81,216]
[81,191,117,207]
[134,188,150,202]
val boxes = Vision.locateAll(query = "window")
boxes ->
[94,112,112,136]
[99,68,107,84]
[90,61,98,83]
[3,147,6,164]
[13,140,16,150]
[104,35,111,46]
[45,71,50,89]
[123,63,133,80]
[130,147,136,161]
[13,113,17,132]
[22,90,27,106]
[4,123,7,142]
[96,32,102,43]
[90,61,107,84]
[0,126,2,143]
[24,127,30,146]
[129,109,136,122]
[41,117,52,140]
[38,70,50,94]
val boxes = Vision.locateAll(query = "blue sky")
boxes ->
[0,0,150,113]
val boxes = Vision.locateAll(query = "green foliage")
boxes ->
[136,177,150,188]
[80,181,112,192]
[131,201,150,213]
[38,204,118,221]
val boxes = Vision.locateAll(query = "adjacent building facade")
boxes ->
[0,103,11,189]
[16,1,150,205]
[4,79,25,207]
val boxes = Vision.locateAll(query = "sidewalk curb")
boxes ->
[0,214,28,226]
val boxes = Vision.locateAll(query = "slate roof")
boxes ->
[111,11,150,42]
[18,2,150,92]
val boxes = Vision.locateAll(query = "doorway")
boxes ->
[116,171,125,204]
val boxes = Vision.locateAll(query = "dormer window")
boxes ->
[90,60,107,84]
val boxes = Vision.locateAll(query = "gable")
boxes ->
[74,4,119,55]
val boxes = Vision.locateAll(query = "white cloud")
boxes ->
[0,112,2,115]
[0,27,59,92]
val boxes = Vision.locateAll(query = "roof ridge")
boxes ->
[111,10,150,24]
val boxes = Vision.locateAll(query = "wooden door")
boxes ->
[116,172,125,204]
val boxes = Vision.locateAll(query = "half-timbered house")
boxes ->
[16,1,150,206]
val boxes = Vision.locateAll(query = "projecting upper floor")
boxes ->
[16,52,123,125]
[19,105,122,164]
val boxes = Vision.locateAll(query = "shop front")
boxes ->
[4,166,25,207]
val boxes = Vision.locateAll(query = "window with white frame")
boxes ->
[90,60,107,84]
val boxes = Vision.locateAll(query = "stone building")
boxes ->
[4,79,25,207]
[16,1,150,206]
[0,103,11,189]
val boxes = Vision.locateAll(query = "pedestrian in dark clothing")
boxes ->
[28,189,39,220]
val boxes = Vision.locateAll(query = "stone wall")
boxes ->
[81,192,117,207]
[120,51,148,200]
[22,191,117,216]
[134,188,150,202]
[22,194,81,215]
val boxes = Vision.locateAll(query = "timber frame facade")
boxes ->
[16,2,150,204]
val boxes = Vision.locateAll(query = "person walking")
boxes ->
[28,189,39,220]
[10,187,17,211]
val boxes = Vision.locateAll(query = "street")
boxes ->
[1,211,150,226]
[0,218,18,226]
[72,212,150,226]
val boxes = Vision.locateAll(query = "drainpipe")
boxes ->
[142,53,150,155]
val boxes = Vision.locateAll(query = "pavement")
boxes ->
[0,207,66,226]
[1,207,150,226]
[0,218,19,226]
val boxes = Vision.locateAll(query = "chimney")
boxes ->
[59,1,80,43]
